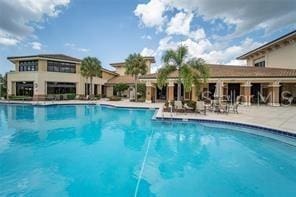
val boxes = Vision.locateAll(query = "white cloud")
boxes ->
[135,0,296,37]
[154,36,262,66]
[141,48,155,56]
[0,32,19,46]
[134,0,168,29]
[134,0,287,68]
[65,43,90,52]
[189,28,206,41]
[31,41,42,50]
[0,0,70,46]
[166,12,193,35]
[227,59,246,66]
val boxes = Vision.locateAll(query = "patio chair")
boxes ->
[63,94,68,100]
[219,103,229,114]
[75,95,81,100]
[231,103,239,114]
[174,101,185,113]
[196,101,206,115]
[184,103,194,112]
[46,95,55,101]
[233,103,239,114]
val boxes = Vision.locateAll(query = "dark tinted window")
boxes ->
[47,61,76,73]
[254,61,265,67]
[19,61,38,71]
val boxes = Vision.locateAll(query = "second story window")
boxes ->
[47,61,76,73]
[254,61,265,67]
[254,57,265,68]
[19,60,38,71]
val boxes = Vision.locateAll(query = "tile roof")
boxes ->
[7,54,81,62]
[140,64,296,79]
[101,68,118,76]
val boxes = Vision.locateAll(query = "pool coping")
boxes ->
[99,103,296,138]
[153,116,296,138]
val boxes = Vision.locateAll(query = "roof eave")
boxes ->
[236,30,296,60]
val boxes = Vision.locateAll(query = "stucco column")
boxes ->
[145,81,152,103]
[34,80,45,100]
[241,81,252,106]
[76,82,83,96]
[167,81,174,102]
[267,81,280,106]
[191,85,197,101]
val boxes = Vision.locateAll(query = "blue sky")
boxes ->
[0,0,295,74]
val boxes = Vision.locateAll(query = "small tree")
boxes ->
[157,45,209,101]
[114,83,129,97]
[125,53,147,102]
[81,57,102,96]
[137,83,146,98]
[0,74,7,98]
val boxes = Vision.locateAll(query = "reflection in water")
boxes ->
[0,105,295,196]
[150,122,210,179]
[0,105,156,196]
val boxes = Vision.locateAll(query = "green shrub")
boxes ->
[95,94,101,100]
[8,96,32,100]
[109,96,121,101]
[114,83,129,96]
[66,93,76,100]
[137,83,146,97]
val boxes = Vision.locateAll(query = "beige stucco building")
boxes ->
[6,30,296,105]
[140,30,296,106]
[6,54,155,100]
[238,30,296,69]
[6,54,118,100]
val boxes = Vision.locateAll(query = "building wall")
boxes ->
[7,59,108,99]
[115,67,126,76]
[246,42,296,69]
[266,43,296,69]
[102,71,116,80]
[113,59,153,76]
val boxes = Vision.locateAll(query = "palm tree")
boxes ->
[81,57,102,96]
[157,45,209,101]
[125,53,147,102]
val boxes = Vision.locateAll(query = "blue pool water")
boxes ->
[0,104,296,196]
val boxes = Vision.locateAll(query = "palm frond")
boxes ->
[157,65,176,89]
[188,58,209,83]
[177,45,188,66]
[180,65,193,92]
[125,53,147,77]
[81,56,102,78]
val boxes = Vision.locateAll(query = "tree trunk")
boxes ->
[135,76,138,102]
[90,77,93,96]
[177,81,181,101]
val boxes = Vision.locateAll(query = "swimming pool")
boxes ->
[0,104,295,196]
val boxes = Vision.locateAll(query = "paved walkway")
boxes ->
[1,99,295,134]
[157,105,296,134]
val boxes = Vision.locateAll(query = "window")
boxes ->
[47,82,76,94]
[47,61,76,73]
[19,61,38,71]
[254,61,265,67]
[254,57,265,68]
[16,82,34,96]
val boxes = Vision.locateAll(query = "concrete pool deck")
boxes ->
[0,99,295,134]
